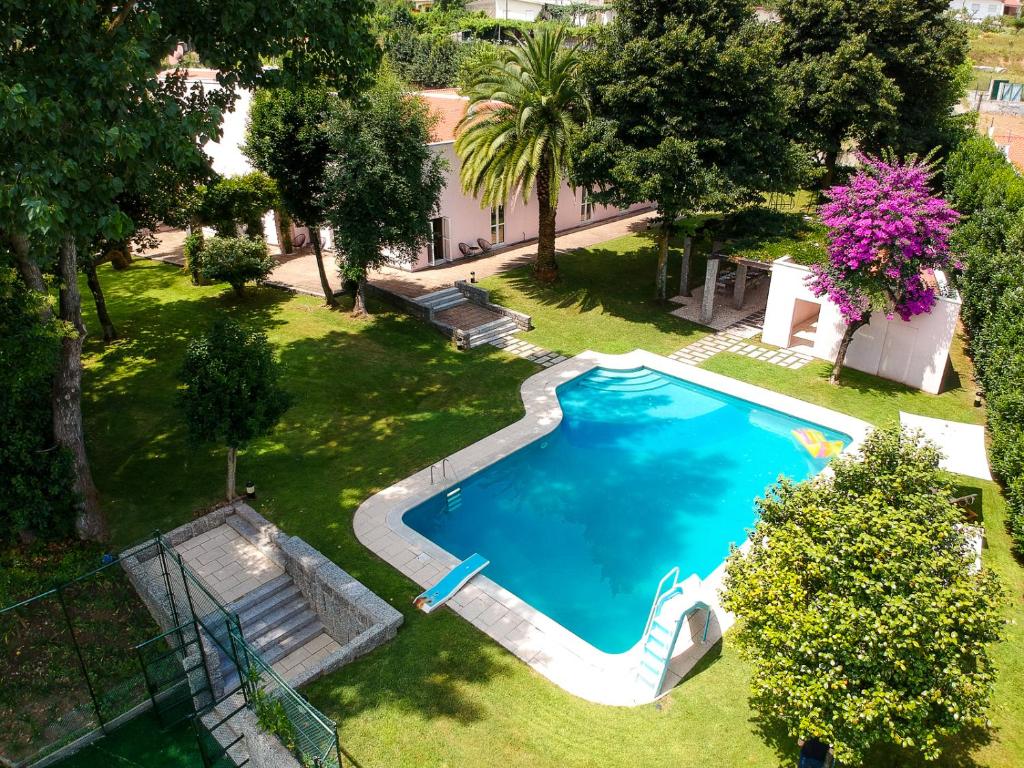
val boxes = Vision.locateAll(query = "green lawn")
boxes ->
[72,255,1024,768]
[478,232,709,356]
[971,28,1024,86]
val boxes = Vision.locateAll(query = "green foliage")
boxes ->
[245,86,333,231]
[178,318,290,452]
[198,172,280,238]
[718,208,828,266]
[575,0,807,226]
[198,236,276,297]
[182,231,206,285]
[384,29,465,88]
[777,0,969,176]
[722,427,1004,765]
[322,72,446,298]
[0,271,76,541]
[944,136,1024,550]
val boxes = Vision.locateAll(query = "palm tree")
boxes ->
[455,28,584,283]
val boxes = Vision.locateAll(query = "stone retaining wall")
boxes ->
[455,281,533,330]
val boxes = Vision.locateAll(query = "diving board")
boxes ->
[414,553,489,614]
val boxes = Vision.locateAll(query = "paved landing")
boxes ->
[899,412,992,480]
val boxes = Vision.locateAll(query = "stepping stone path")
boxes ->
[667,310,814,369]
[489,335,568,368]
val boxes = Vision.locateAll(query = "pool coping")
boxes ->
[353,350,872,706]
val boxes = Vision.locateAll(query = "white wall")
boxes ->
[762,257,960,394]
[949,0,1005,20]
[410,141,646,270]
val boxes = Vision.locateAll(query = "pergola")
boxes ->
[677,238,772,326]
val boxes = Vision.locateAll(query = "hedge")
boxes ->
[944,135,1024,550]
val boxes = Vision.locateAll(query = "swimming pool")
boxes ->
[403,365,849,654]
[355,350,869,704]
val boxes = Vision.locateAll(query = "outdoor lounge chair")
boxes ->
[458,242,481,257]
[292,232,307,249]
[476,238,493,253]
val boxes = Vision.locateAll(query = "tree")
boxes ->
[777,0,969,187]
[199,236,276,298]
[1,0,378,540]
[575,0,807,298]
[722,427,1003,765]
[245,85,338,307]
[0,269,77,542]
[198,172,280,238]
[179,318,290,501]
[456,28,586,283]
[323,73,446,314]
[810,154,959,384]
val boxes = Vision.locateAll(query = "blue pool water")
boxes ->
[404,367,848,654]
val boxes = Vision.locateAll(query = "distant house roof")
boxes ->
[417,89,469,145]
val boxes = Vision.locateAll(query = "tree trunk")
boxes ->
[54,237,106,541]
[679,236,692,297]
[310,228,337,308]
[655,226,670,300]
[353,275,368,316]
[8,232,54,320]
[84,258,118,343]
[231,282,246,299]
[830,314,870,385]
[822,147,840,193]
[226,446,237,500]
[534,163,559,283]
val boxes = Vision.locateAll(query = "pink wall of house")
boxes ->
[400,142,648,271]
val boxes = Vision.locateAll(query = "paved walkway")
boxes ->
[666,311,813,370]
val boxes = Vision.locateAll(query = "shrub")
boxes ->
[182,231,205,285]
[198,172,279,238]
[722,427,1004,765]
[945,135,1024,551]
[199,236,275,297]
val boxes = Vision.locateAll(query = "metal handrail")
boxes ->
[429,458,458,485]
[641,566,680,639]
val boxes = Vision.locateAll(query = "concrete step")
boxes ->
[468,320,518,348]
[224,512,261,543]
[260,620,327,668]
[429,296,468,312]
[251,609,321,656]
[226,573,293,618]
[237,583,302,627]
[242,597,308,641]
[414,287,462,308]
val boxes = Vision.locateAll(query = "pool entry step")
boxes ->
[578,368,670,393]
[635,568,712,696]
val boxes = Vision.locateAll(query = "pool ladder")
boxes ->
[635,567,712,697]
[429,458,457,485]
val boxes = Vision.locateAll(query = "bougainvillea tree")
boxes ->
[811,154,959,384]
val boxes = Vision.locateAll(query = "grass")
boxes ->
[701,330,984,428]
[63,253,1024,768]
[478,231,709,356]
[970,28,1024,85]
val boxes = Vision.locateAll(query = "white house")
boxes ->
[467,0,613,23]
[187,72,645,271]
[761,257,960,394]
[948,0,1007,21]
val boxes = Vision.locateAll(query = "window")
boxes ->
[580,189,594,222]
[490,204,505,244]
[427,216,449,264]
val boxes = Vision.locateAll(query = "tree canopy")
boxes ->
[776,0,969,185]
[1,0,378,538]
[179,318,290,500]
[245,84,339,305]
[722,427,1003,764]
[575,0,806,297]
[323,73,446,313]
[456,28,585,282]
[810,154,959,382]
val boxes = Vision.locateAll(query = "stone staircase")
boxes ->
[219,571,326,692]
[414,286,520,348]
[414,286,467,313]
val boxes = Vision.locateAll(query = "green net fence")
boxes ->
[0,546,162,767]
